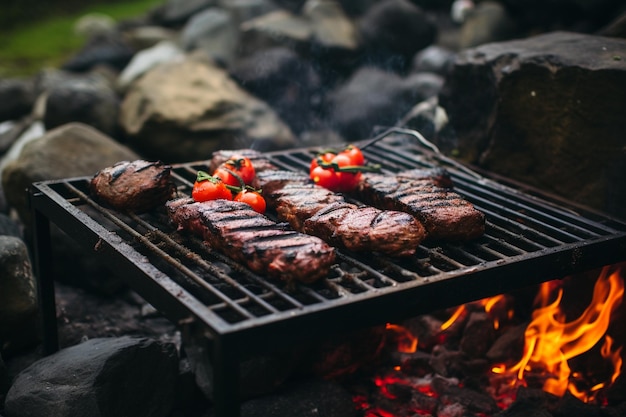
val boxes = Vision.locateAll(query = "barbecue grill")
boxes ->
[29,129,626,417]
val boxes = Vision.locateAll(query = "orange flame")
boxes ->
[499,265,624,402]
[385,323,418,353]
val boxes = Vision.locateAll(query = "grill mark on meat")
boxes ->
[355,173,485,241]
[90,160,175,213]
[167,198,335,284]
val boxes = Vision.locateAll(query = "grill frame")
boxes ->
[29,132,626,416]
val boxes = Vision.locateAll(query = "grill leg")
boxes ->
[211,338,240,417]
[32,207,59,354]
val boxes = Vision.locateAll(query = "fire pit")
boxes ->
[28,130,626,416]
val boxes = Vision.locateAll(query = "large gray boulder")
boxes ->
[4,336,179,417]
[439,31,626,219]
[119,56,297,162]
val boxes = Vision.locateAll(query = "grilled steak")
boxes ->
[303,202,426,256]
[90,160,175,213]
[354,173,485,241]
[396,167,454,188]
[252,170,312,198]
[166,198,335,284]
[272,183,345,229]
[256,170,426,256]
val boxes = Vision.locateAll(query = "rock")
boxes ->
[1,351,9,406]
[43,72,120,137]
[357,0,437,72]
[4,336,179,417]
[117,40,185,92]
[2,122,139,229]
[1,122,139,294]
[61,32,136,73]
[0,78,36,123]
[119,56,297,162]
[238,10,312,57]
[150,0,216,27]
[180,7,238,66]
[0,212,21,238]
[235,378,357,417]
[458,1,519,49]
[229,47,322,133]
[327,66,442,139]
[303,0,359,51]
[439,31,626,219]
[121,25,179,51]
[411,45,457,76]
[0,236,39,356]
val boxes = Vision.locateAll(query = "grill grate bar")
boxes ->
[125,213,301,316]
[62,181,308,320]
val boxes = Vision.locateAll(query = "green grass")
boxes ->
[0,0,164,77]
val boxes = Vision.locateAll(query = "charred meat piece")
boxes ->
[303,202,426,256]
[258,171,426,256]
[252,170,312,197]
[166,198,335,284]
[209,149,278,173]
[355,174,485,241]
[90,160,175,213]
[271,183,345,230]
[396,167,454,188]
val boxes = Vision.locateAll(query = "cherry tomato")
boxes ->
[340,145,365,166]
[192,174,233,202]
[216,156,256,186]
[213,166,241,187]
[310,151,336,172]
[234,190,266,214]
[310,165,341,190]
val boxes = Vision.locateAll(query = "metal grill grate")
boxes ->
[30,131,626,416]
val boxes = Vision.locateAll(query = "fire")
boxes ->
[497,264,624,403]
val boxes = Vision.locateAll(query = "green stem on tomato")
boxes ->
[316,159,381,173]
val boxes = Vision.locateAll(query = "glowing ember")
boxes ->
[495,264,624,403]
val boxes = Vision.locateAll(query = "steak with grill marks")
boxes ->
[90,160,175,213]
[166,198,335,284]
[354,173,485,241]
[303,202,426,256]
[396,167,454,188]
[255,170,426,256]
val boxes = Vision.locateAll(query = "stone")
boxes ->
[43,72,120,137]
[458,0,519,49]
[411,45,456,76]
[236,378,357,417]
[229,46,322,133]
[0,236,39,355]
[180,7,238,66]
[357,0,437,72]
[0,212,21,238]
[303,0,359,51]
[61,32,136,73]
[439,31,626,219]
[2,122,139,229]
[119,56,297,162]
[0,78,36,123]
[151,0,216,27]
[238,10,312,57]
[4,336,179,417]
[117,40,185,92]
[327,66,442,139]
